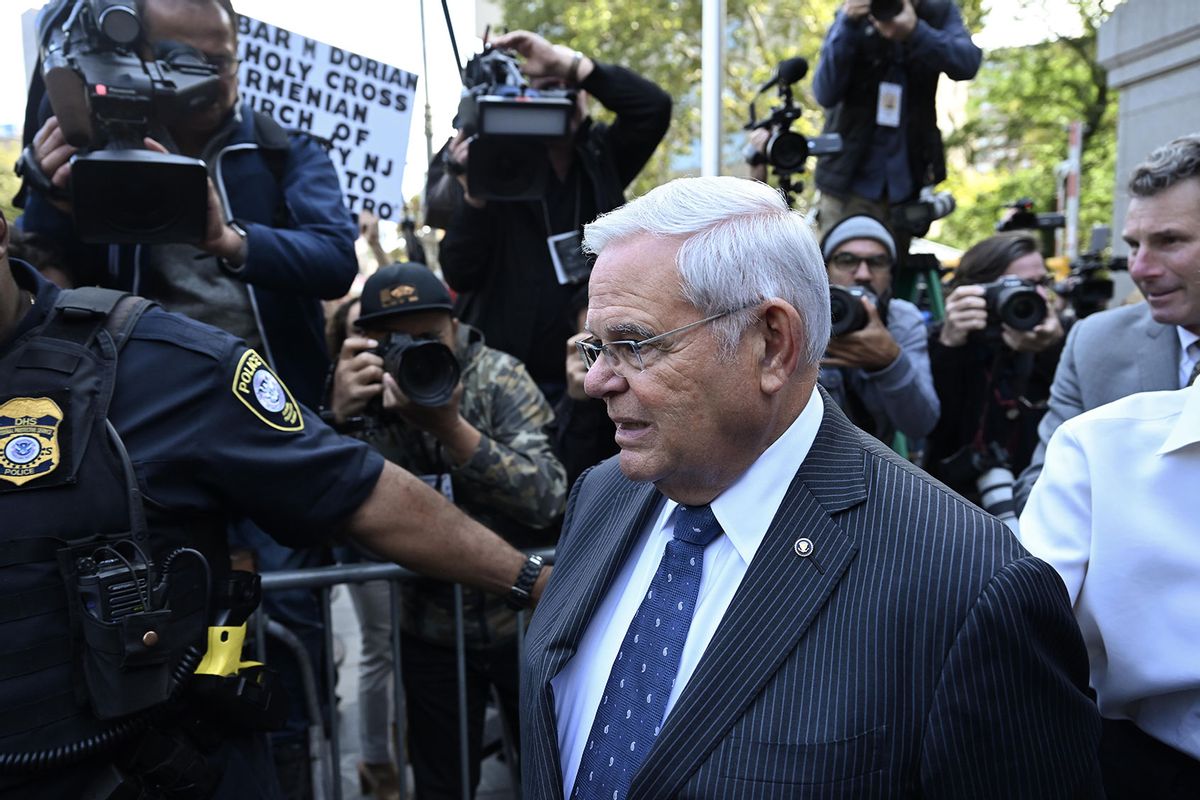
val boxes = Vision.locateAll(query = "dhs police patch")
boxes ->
[232,349,304,432]
[0,397,63,487]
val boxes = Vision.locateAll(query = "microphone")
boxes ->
[760,57,809,92]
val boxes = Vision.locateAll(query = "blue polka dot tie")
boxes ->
[571,504,723,800]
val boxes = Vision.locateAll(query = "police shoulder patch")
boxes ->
[231,350,304,432]
[0,397,64,486]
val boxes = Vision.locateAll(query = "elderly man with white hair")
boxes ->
[519,175,1103,800]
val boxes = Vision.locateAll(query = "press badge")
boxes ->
[547,230,592,285]
[877,81,902,128]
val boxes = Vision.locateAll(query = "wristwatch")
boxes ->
[218,220,249,275]
[506,553,545,610]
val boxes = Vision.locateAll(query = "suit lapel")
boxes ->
[1137,311,1181,391]
[630,397,869,799]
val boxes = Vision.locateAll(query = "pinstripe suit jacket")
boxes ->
[522,397,1102,799]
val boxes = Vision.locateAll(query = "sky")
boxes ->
[0,0,1091,199]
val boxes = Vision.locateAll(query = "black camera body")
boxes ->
[996,198,1065,233]
[455,47,576,201]
[375,334,462,408]
[830,285,874,337]
[30,0,222,244]
[891,186,956,237]
[981,276,1047,331]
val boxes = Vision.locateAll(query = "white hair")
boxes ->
[583,176,830,366]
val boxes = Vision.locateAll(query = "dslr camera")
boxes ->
[20,0,223,244]
[1056,226,1129,320]
[374,333,462,408]
[891,186,956,238]
[829,285,890,337]
[980,276,1047,332]
[454,46,576,201]
[743,57,842,206]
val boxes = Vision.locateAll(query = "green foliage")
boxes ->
[938,0,1118,252]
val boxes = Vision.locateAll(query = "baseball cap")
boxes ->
[356,263,453,324]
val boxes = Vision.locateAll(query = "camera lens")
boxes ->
[767,131,809,173]
[829,286,870,338]
[382,337,462,407]
[997,286,1047,331]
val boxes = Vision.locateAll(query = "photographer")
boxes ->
[926,231,1065,516]
[440,30,671,403]
[818,215,939,444]
[328,264,567,799]
[811,0,980,239]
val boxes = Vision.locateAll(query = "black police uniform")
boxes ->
[0,261,384,798]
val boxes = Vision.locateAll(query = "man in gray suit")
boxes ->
[1015,132,1200,509]
[521,176,1101,799]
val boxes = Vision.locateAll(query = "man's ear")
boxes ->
[757,299,804,395]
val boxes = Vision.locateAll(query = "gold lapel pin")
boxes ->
[794,537,814,558]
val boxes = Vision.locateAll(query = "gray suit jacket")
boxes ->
[522,397,1102,799]
[1014,302,1179,510]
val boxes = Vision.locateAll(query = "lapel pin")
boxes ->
[794,537,813,558]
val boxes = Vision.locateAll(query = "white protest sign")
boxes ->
[236,16,418,221]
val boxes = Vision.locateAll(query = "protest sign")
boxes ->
[237,16,418,221]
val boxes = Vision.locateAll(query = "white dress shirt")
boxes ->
[552,388,825,796]
[1019,381,1200,759]
[1178,326,1200,388]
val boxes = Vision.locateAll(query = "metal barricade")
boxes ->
[256,550,554,800]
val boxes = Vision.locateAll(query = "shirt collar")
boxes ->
[658,386,825,567]
[1157,381,1200,455]
[1178,325,1200,356]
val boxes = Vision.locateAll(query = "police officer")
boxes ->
[329,264,566,798]
[0,210,549,799]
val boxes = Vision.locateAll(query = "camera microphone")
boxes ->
[761,57,808,92]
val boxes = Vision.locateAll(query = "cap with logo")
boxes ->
[356,263,453,325]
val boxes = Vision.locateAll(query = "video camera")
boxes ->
[996,198,1065,233]
[374,333,462,408]
[1056,226,1129,320]
[743,57,842,207]
[453,45,576,201]
[18,0,222,245]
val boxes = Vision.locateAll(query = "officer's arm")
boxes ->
[344,462,548,601]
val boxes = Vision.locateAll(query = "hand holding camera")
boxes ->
[31,117,76,202]
[824,293,901,370]
[488,31,592,85]
[331,336,386,424]
[565,332,591,401]
[1000,313,1064,354]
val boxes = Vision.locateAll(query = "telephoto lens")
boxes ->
[976,467,1019,534]
[379,334,462,407]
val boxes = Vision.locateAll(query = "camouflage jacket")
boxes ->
[356,323,566,647]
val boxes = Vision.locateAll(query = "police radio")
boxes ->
[77,552,152,622]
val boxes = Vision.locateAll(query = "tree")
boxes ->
[0,137,22,227]
[938,0,1119,253]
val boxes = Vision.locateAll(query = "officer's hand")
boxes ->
[822,297,901,370]
[331,336,385,423]
[565,332,590,401]
[449,130,485,210]
[490,30,592,84]
[31,116,76,213]
[1001,311,1064,354]
[842,0,871,20]
[939,284,987,348]
[872,0,918,40]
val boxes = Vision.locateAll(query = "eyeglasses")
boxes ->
[828,252,892,272]
[576,310,735,375]
[204,53,241,76]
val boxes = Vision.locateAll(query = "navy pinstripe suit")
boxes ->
[522,398,1102,798]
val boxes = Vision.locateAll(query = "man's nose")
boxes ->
[583,357,627,399]
[853,262,873,284]
[1128,246,1157,282]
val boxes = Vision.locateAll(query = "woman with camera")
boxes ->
[926,231,1065,524]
